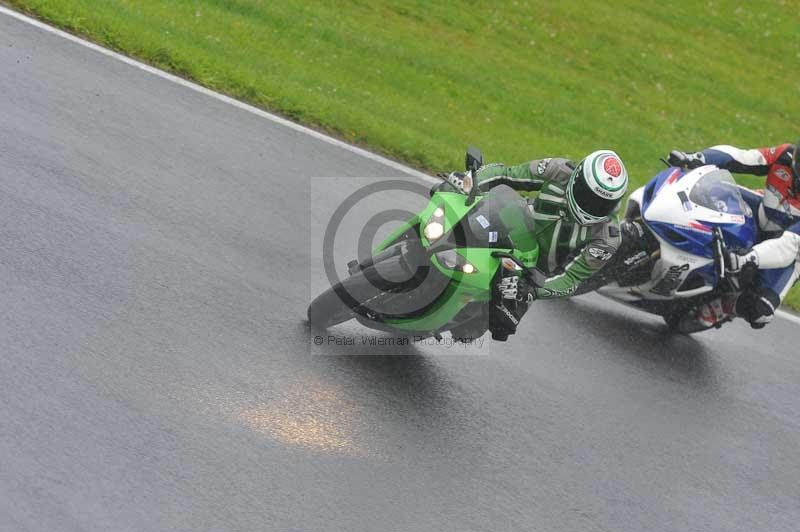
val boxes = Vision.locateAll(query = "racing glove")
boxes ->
[727,249,759,273]
[497,275,535,303]
[667,150,706,169]
[435,171,474,195]
[489,274,533,341]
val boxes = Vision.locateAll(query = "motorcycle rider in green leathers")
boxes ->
[441,150,629,340]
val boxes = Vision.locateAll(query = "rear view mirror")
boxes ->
[465,146,483,173]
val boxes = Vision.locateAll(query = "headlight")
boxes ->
[423,204,446,242]
[435,249,478,274]
[423,222,444,240]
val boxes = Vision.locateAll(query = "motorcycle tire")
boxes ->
[307,254,414,329]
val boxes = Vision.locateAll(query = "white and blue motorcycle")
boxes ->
[595,164,759,333]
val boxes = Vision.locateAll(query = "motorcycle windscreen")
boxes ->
[453,185,538,251]
[688,170,749,221]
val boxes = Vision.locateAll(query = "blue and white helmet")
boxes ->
[566,150,629,225]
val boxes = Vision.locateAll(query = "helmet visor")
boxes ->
[571,169,618,219]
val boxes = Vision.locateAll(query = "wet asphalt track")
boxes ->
[1,10,800,532]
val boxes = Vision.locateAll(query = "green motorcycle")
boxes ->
[307,147,545,339]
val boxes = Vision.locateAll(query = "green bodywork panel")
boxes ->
[371,188,539,334]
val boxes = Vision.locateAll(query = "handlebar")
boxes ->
[464,170,479,206]
[712,227,727,279]
[713,227,745,291]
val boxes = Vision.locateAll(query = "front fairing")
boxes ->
[598,166,760,304]
[371,185,540,333]
[642,166,757,258]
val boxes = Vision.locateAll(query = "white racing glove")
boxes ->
[435,171,474,194]
[727,249,759,273]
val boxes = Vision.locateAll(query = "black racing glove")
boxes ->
[667,150,706,169]
[489,274,533,341]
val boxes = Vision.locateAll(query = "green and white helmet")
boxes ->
[566,150,628,225]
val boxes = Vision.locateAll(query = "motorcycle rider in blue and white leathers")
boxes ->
[668,143,800,328]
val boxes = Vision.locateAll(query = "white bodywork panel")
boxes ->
[599,166,743,305]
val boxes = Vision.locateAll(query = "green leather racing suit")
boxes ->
[475,157,622,299]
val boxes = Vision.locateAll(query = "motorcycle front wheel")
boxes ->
[307,254,416,329]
